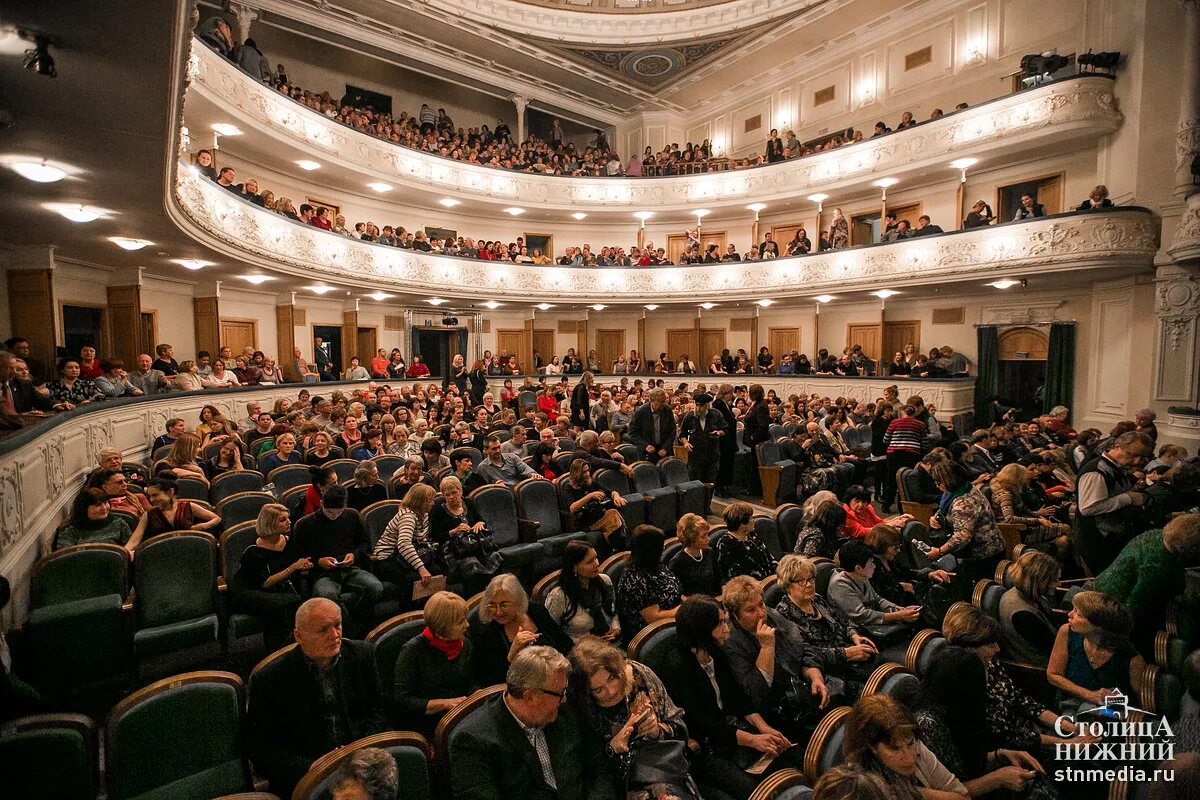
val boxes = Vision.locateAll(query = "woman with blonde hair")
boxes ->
[232,503,310,648]
[1048,590,1144,715]
[998,551,1062,666]
[829,207,850,249]
[156,432,206,480]
[988,463,1070,555]
[668,513,719,596]
[391,590,474,732]
[373,483,440,587]
[260,431,303,473]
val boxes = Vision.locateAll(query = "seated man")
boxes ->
[449,646,616,800]
[909,215,944,236]
[827,541,922,644]
[1,351,62,414]
[501,425,529,457]
[290,485,383,634]
[247,598,385,798]
[475,435,540,487]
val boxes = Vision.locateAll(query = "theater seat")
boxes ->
[0,713,98,800]
[747,768,813,800]
[756,441,797,508]
[531,570,561,606]
[631,462,679,533]
[971,581,1005,621]
[659,457,709,519]
[292,731,434,800]
[468,486,543,572]
[209,471,265,505]
[774,503,804,554]
[628,618,677,677]
[592,468,647,530]
[132,532,220,674]
[325,458,360,485]
[215,491,275,530]
[266,463,309,495]
[601,551,632,587]
[436,685,505,793]
[905,629,946,677]
[862,662,921,701]
[802,706,851,784]
[219,522,266,647]
[753,515,784,560]
[361,500,402,549]
[366,610,426,725]
[517,478,594,569]
[106,671,251,800]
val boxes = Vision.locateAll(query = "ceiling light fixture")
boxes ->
[108,236,152,251]
[644,304,659,311]
[44,202,107,222]
[746,203,767,213]
[438,198,460,207]
[295,159,321,171]
[634,211,654,221]
[874,178,899,189]
[807,193,829,204]
[987,279,1022,290]
[172,258,214,271]
[238,275,275,285]
[693,209,711,219]
[11,159,67,183]
[870,290,899,299]
[536,303,554,311]
[211,123,242,136]
[503,207,525,216]
[950,158,979,170]
[571,212,587,220]
[482,301,501,309]
[591,304,606,311]
[366,291,393,301]
[427,298,448,306]
[367,182,393,193]
[814,295,835,303]
[756,299,775,307]
[306,285,335,294]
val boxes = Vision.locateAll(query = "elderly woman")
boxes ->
[144,477,222,538]
[544,540,619,643]
[469,573,571,686]
[720,575,829,740]
[924,463,1006,588]
[373,483,442,587]
[616,525,683,643]
[232,503,309,649]
[56,487,147,551]
[347,460,387,511]
[392,590,475,732]
[171,360,204,392]
[863,524,953,611]
[775,554,875,701]
[794,500,846,558]
[562,459,628,559]
[569,636,697,800]
[1047,590,1145,716]
[714,501,776,583]
[305,431,338,466]
[843,694,968,799]
[668,513,719,597]
[998,551,1062,666]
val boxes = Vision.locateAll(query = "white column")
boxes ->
[510,95,528,143]
[1176,0,1200,199]
[224,1,259,44]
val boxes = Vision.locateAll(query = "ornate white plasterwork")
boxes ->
[190,43,1123,212]
[170,169,1159,303]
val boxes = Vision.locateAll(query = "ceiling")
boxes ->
[508,0,738,12]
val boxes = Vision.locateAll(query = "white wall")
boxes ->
[141,276,197,357]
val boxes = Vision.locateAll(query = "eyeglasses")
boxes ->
[536,687,567,702]
[485,600,514,611]
[795,577,816,586]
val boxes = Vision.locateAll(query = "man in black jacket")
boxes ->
[0,353,61,417]
[450,646,616,800]
[247,598,384,798]
[713,383,738,498]
[625,388,676,463]
[679,390,727,484]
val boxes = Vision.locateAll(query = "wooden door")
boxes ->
[666,329,695,366]
[533,329,555,366]
[1038,175,1063,214]
[771,221,813,252]
[768,327,801,359]
[666,231,725,264]
[846,323,882,361]
[699,328,726,366]
[998,327,1049,360]
[890,202,922,229]
[496,330,523,364]
[356,327,377,362]
[595,329,625,374]
[882,320,921,363]
[220,320,257,354]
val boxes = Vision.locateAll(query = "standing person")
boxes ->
[625,388,676,464]
[313,336,334,381]
[1075,431,1152,574]
[881,405,928,513]
[829,208,850,249]
[571,371,594,430]
[679,390,727,486]
[713,383,738,499]
[742,384,772,498]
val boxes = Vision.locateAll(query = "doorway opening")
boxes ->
[414,328,467,377]
[313,325,342,378]
[62,304,105,358]
[997,174,1064,221]
[997,327,1049,420]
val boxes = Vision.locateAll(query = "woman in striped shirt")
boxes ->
[881,405,929,513]
[372,483,443,587]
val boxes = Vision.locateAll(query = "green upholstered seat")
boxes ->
[32,544,128,607]
[132,533,219,663]
[0,714,98,800]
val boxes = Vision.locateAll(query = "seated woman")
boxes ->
[774,554,876,701]
[843,694,968,798]
[714,501,777,583]
[668,513,720,597]
[998,551,1063,667]
[56,488,148,552]
[372,483,441,588]
[942,604,1083,752]
[863,524,953,617]
[201,359,240,389]
[305,431,340,467]
[528,441,562,481]
[391,590,475,733]
[923,463,1006,590]
[432,475,501,594]
[352,427,385,460]
[616,525,683,643]
[561,460,628,559]
[910,646,1055,799]
[336,415,365,454]
[261,432,303,473]
[794,500,847,558]
[1047,590,1144,717]
[155,432,208,480]
[232,503,309,650]
[569,636,697,800]
[45,357,103,406]
[204,438,245,480]
[144,477,222,538]
[469,573,572,686]
[347,461,387,512]
[544,541,620,643]
[842,486,914,540]
[988,464,1070,558]
[719,575,830,741]
[302,466,338,517]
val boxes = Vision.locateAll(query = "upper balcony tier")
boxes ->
[169,165,1158,304]
[188,41,1122,214]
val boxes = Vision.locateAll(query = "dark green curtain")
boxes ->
[1045,322,1076,418]
[975,326,999,426]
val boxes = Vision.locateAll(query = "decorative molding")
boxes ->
[170,170,1159,303]
[190,42,1123,212]
[1167,195,1200,264]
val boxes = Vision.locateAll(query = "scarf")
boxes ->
[423,626,464,660]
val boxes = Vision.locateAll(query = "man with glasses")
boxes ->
[450,646,616,800]
[87,468,150,517]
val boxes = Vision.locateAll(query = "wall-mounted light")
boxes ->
[367,182,393,193]
[874,177,899,201]
[483,300,501,309]
[756,299,775,307]
[237,274,275,285]
[306,285,335,294]
[438,198,460,207]
[807,193,829,212]
[591,304,606,311]
[746,203,767,222]
[211,123,242,136]
[644,304,659,310]
[44,202,108,222]
[634,211,653,229]
[699,302,717,310]
[366,291,393,301]
[950,157,978,182]
[427,298,448,305]
[987,279,1025,290]
[503,207,525,216]
[571,212,587,220]
[536,303,553,311]
[10,159,67,183]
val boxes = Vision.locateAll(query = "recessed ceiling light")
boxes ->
[591,304,606,311]
[987,279,1020,289]
[571,212,587,220]
[211,123,242,136]
[814,295,835,303]
[746,203,767,212]
[12,160,67,183]
[44,202,107,222]
[438,198,460,207]
[870,289,899,299]
[366,291,393,301]
[295,159,321,171]
[108,236,152,251]
[503,207,525,216]
[536,303,554,311]
[756,299,775,307]
[807,193,829,203]
[693,209,711,219]
[950,157,979,170]
[634,211,654,221]
[306,285,335,294]
[699,302,717,309]
[482,301,501,309]
[172,258,214,271]
[237,274,275,285]
[874,178,899,188]
[367,182,393,193]
[427,298,448,306]
[644,304,659,310]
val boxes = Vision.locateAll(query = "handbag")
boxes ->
[626,739,693,790]
[578,496,614,528]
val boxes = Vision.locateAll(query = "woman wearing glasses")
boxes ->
[469,573,572,686]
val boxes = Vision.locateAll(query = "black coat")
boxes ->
[714,398,738,456]
[679,408,728,464]
[8,379,55,413]
[742,402,771,447]
[658,645,751,755]
[392,634,476,730]
[625,402,677,458]
[247,641,385,797]
[571,381,591,427]
[468,603,573,686]
[449,694,617,800]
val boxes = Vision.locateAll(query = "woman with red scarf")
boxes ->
[391,590,476,732]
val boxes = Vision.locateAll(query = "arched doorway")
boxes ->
[997,327,1049,418]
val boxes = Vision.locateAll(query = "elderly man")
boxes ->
[0,352,62,416]
[1076,431,1153,574]
[476,435,540,487]
[501,425,529,457]
[678,390,727,484]
[292,347,319,384]
[625,388,676,463]
[239,401,263,432]
[127,354,167,395]
[247,598,384,798]
[450,646,615,800]
[572,430,635,478]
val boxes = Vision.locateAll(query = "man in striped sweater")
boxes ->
[881,404,929,512]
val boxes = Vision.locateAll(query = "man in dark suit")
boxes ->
[679,390,727,485]
[964,429,1001,478]
[625,387,676,463]
[313,336,335,381]
[247,598,384,798]
[450,646,616,800]
[0,353,61,426]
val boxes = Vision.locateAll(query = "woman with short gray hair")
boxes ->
[330,747,398,800]
[470,573,572,686]
[347,460,386,511]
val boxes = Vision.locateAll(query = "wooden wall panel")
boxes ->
[106,285,142,367]
[7,269,56,378]
[341,310,358,371]
[276,304,298,380]
[193,296,221,358]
